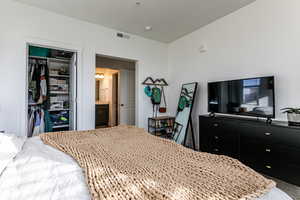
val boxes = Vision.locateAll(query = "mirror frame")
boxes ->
[173,82,198,145]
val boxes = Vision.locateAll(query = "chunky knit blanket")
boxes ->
[40,126,275,200]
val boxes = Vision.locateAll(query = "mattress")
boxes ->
[0,137,292,200]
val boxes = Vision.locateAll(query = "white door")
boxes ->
[119,69,135,125]
[69,53,77,130]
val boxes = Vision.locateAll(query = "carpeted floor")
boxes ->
[266,176,300,200]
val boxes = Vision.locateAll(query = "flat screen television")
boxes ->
[208,76,275,118]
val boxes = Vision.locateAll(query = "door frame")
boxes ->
[25,38,82,136]
[95,54,139,127]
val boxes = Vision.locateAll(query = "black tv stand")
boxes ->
[199,114,300,186]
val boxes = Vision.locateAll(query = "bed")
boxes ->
[0,126,293,200]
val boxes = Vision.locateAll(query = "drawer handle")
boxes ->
[213,148,219,152]
[214,136,219,140]
[264,132,272,136]
[265,149,271,152]
[213,123,219,127]
[265,165,272,169]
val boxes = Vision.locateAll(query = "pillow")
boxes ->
[0,133,26,175]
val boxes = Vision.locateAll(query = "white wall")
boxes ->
[168,0,300,148]
[0,0,168,136]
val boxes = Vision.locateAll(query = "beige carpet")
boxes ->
[266,176,300,200]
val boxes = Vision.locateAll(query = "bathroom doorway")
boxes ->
[95,55,136,128]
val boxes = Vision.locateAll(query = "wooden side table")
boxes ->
[148,116,175,138]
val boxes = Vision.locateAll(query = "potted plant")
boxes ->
[281,107,300,126]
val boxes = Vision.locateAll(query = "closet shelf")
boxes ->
[50,91,69,95]
[53,124,69,129]
[29,103,42,106]
[29,56,70,63]
[49,109,70,112]
[50,83,68,86]
[48,57,70,63]
[49,74,70,78]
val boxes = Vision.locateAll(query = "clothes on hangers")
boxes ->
[40,65,47,100]
[32,109,41,136]
[28,107,47,137]
[29,59,48,104]
[28,108,35,137]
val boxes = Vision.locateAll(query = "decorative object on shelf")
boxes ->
[142,77,168,117]
[172,82,198,150]
[148,116,175,138]
[281,107,300,126]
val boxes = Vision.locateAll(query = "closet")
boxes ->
[27,45,77,137]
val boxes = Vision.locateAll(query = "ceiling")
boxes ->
[96,68,119,75]
[16,0,256,43]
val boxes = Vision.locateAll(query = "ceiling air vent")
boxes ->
[116,32,130,39]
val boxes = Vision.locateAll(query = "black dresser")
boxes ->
[199,115,300,186]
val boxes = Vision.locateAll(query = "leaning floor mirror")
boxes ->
[172,82,198,149]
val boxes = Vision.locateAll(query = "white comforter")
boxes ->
[0,137,293,200]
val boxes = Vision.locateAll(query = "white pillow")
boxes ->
[0,133,26,175]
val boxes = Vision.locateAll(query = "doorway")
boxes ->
[26,44,77,137]
[95,55,136,128]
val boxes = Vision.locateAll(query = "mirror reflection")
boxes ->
[173,82,198,145]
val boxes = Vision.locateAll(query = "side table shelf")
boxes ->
[148,116,175,138]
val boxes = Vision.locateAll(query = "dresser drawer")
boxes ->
[241,138,300,165]
[240,123,300,148]
[200,117,239,158]
[199,117,224,132]
[243,160,300,186]
[270,126,300,148]
[240,123,278,142]
[199,115,300,187]
[240,139,275,162]
[275,145,300,165]
[207,142,239,159]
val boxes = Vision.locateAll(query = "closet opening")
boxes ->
[27,44,77,137]
[95,55,136,128]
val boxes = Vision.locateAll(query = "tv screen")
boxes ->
[208,76,275,118]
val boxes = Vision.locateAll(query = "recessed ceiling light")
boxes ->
[145,26,152,31]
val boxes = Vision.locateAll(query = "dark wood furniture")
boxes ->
[95,104,109,127]
[199,115,300,186]
[148,116,175,138]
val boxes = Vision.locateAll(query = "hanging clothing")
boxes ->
[30,59,48,104]
[28,108,35,137]
[32,110,41,136]
[40,65,47,99]
[44,110,53,132]
[40,109,45,134]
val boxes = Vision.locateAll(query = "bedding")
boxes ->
[0,133,26,175]
[0,127,292,200]
[39,126,287,200]
[0,136,90,200]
